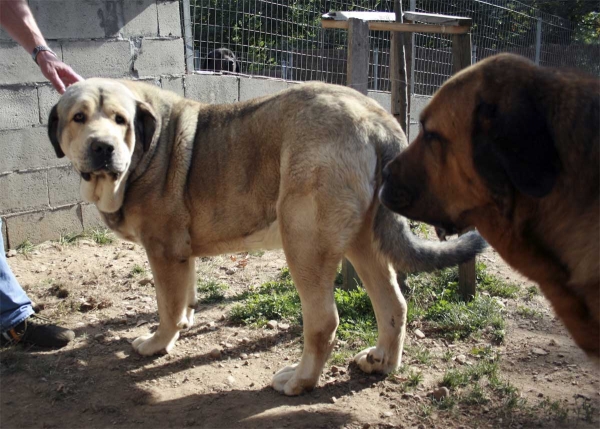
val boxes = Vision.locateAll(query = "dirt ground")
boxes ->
[1,236,599,429]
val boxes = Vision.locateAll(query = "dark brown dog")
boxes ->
[381,53,600,357]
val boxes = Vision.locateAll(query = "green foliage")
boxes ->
[441,359,499,389]
[130,264,146,276]
[58,232,83,246]
[516,305,543,319]
[197,279,228,303]
[476,263,519,298]
[16,239,34,255]
[87,228,114,245]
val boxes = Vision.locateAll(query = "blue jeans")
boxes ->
[0,218,33,332]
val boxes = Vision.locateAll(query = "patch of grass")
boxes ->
[406,345,432,365]
[516,305,543,319]
[229,268,300,327]
[329,349,353,366]
[87,228,114,245]
[248,250,265,257]
[407,369,424,387]
[538,397,569,423]
[476,263,519,298]
[409,220,430,239]
[197,279,228,304]
[425,295,505,342]
[58,231,84,246]
[335,286,377,346]
[524,285,540,301]
[441,350,454,362]
[575,399,597,423]
[441,359,499,389]
[16,239,34,255]
[461,383,490,405]
[130,264,146,276]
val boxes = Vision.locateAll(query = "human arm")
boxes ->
[0,0,83,93]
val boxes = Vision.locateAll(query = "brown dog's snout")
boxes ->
[89,138,116,168]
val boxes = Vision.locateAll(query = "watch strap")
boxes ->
[32,45,57,64]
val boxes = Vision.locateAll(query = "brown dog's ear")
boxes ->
[47,104,65,158]
[135,101,158,152]
[472,93,560,199]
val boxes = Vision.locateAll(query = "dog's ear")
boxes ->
[472,92,560,199]
[47,104,65,158]
[135,101,158,152]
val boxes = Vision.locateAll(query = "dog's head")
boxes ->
[48,78,158,213]
[380,53,560,232]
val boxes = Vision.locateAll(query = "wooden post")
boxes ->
[341,18,369,290]
[452,33,476,301]
[390,0,408,132]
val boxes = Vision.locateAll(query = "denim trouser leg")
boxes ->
[0,218,33,332]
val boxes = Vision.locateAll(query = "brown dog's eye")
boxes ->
[73,113,85,123]
[115,114,126,125]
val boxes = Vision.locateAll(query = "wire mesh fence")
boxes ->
[187,0,597,96]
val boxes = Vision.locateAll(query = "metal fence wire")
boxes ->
[187,0,598,96]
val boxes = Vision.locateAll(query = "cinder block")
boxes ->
[158,1,182,37]
[134,38,185,77]
[408,95,431,141]
[368,91,392,113]
[81,203,105,230]
[185,74,239,104]
[48,166,81,207]
[0,86,39,130]
[30,0,105,39]
[62,40,132,79]
[0,41,63,86]
[0,171,48,214]
[161,75,184,96]
[38,85,61,125]
[121,0,159,38]
[5,205,83,248]
[239,78,288,101]
[0,127,68,173]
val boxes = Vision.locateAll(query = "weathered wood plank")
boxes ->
[322,20,471,34]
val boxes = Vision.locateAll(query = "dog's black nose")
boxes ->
[90,140,114,157]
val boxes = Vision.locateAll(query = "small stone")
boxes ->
[226,268,237,275]
[382,411,393,418]
[455,354,467,365]
[538,392,544,398]
[576,393,591,401]
[243,361,249,366]
[210,348,222,359]
[278,323,290,330]
[241,337,250,344]
[225,376,236,386]
[549,339,558,346]
[266,320,278,330]
[138,277,153,286]
[6,249,17,258]
[240,353,249,360]
[431,387,450,401]
[331,396,337,403]
[206,321,216,328]
[413,329,425,339]
[532,348,548,356]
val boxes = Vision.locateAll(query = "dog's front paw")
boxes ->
[354,346,399,374]
[272,364,316,396]
[132,331,178,356]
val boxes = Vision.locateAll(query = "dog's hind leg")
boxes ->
[345,226,407,374]
[272,195,344,396]
[132,256,195,355]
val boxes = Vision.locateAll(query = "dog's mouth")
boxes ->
[80,168,121,182]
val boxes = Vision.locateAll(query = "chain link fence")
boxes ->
[186,0,598,96]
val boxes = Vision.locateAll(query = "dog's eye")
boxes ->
[115,114,126,125]
[73,113,85,123]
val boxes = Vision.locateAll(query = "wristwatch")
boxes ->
[32,45,57,64]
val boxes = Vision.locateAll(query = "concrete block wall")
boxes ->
[0,0,406,250]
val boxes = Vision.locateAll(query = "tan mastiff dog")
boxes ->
[381,53,599,357]
[48,79,486,395]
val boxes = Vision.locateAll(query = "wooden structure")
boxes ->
[323,8,477,301]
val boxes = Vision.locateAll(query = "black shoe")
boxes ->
[1,315,75,348]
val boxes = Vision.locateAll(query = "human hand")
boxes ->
[36,51,83,94]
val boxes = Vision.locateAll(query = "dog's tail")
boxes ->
[372,137,487,273]
[374,207,487,272]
